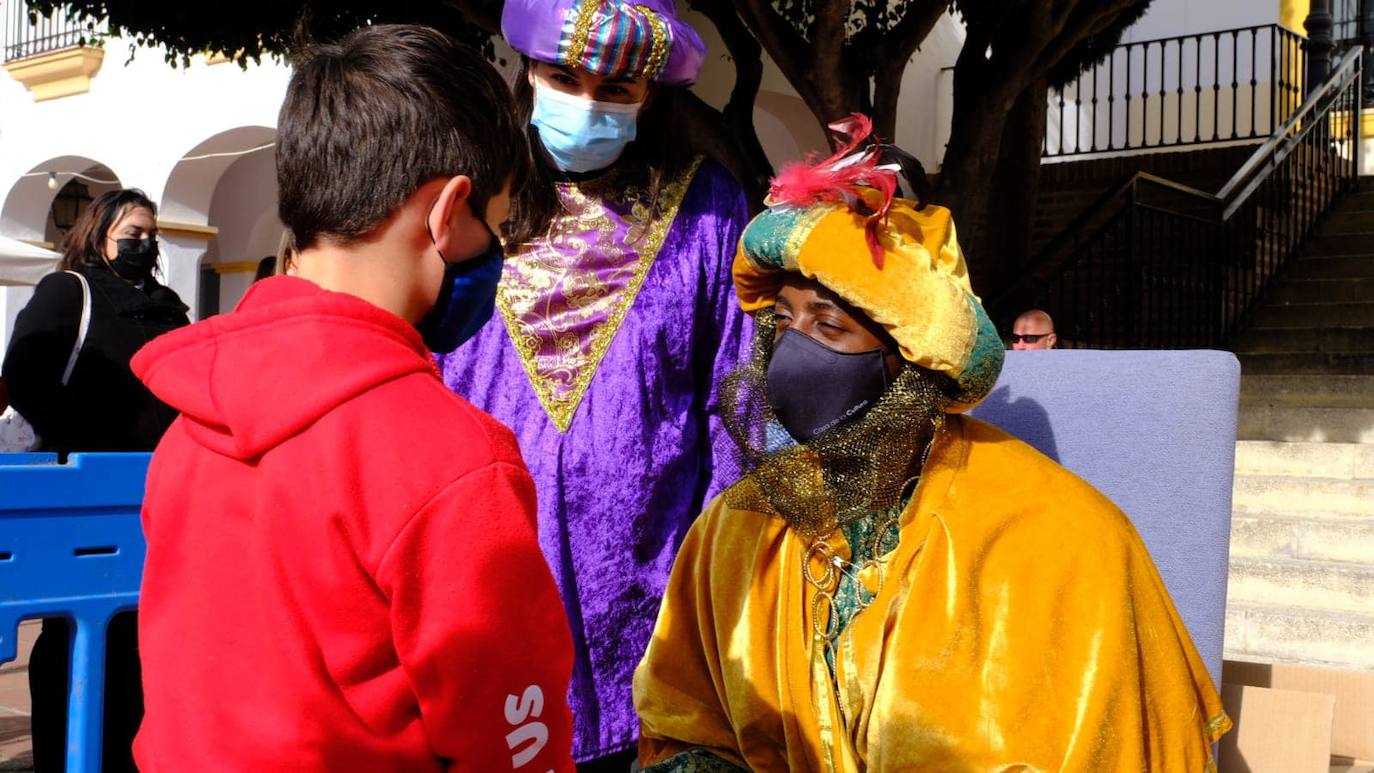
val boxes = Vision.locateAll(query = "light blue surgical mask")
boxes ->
[530,83,643,174]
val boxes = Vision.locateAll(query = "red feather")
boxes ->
[765,113,899,268]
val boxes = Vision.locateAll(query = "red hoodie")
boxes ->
[131,276,574,772]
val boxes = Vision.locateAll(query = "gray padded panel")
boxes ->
[970,349,1240,685]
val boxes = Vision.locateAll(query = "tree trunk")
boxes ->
[982,76,1049,324]
[690,0,774,211]
[801,62,874,143]
[872,70,904,141]
[934,58,1024,299]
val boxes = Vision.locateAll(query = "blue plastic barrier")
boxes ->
[0,453,151,773]
[0,452,60,466]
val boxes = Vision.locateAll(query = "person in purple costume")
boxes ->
[435,1,751,770]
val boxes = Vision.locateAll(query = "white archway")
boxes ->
[157,126,278,319]
[1,157,123,347]
[0,156,123,243]
[159,126,277,226]
[203,147,282,316]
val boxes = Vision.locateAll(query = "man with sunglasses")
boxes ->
[1010,308,1057,349]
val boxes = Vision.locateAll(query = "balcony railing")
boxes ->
[1003,48,1363,349]
[3,0,101,63]
[1045,25,1307,158]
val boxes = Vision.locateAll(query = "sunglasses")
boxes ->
[1008,333,1049,344]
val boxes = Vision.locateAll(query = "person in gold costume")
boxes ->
[632,117,1231,772]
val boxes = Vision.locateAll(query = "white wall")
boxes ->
[0,35,292,345]
[205,148,282,312]
[1120,0,1278,43]
[205,152,280,263]
[0,40,291,223]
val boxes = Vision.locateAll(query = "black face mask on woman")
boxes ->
[110,238,159,280]
[766,328,891,442]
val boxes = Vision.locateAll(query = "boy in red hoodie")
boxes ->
[130,25,575,772]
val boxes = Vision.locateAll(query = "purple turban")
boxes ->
[501,0,707,86]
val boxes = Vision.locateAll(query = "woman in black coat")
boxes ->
[2,188,189,772]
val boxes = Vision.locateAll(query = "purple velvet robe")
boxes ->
[437,159,751,761]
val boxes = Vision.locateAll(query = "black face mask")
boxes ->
[110,238,159,280]
[766,328,890,442]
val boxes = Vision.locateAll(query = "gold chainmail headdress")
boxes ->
[719,308,949,540]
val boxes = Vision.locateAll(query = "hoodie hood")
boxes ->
[133,276,434,460]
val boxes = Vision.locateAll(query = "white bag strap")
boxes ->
[59,270,91,386]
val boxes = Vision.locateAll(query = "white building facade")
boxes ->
[0,0,1314,348]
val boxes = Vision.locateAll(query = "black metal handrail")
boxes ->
[1000,48,1363,349]
[1046,24,1306,158]
[3,0,100,62]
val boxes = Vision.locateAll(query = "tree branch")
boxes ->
[689,0,772,207]
[811,0,851,80]
[881,0,949,59]
[872,0,949,138]
[691,0,763,119]
[677,91,770,209]
[733,0,814,93]
[1028,0,1146,80]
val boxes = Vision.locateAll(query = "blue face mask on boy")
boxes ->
[417,204,504,354]
[530,82,643,174]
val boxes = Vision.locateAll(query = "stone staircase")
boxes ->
[1226,186,1374,673]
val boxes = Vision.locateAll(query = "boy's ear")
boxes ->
[427,175,473,258]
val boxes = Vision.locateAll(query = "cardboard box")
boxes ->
[1218,683,1335,773]
[1225,660,1374,761]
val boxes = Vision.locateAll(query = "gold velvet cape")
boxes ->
[634,416,1230,772]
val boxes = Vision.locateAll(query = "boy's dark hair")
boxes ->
[277,24,529,250]
[58,188,158,273]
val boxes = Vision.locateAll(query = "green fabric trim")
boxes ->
[644,748,749,772]
[825,503,903,673]
[950,292,1005,411]
[739,204,833,271]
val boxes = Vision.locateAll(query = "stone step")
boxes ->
[1250,302,1374,329]
[1234,327,1374,354]
[1238,405,1374,442]
[1232,473,1374,513]
[1225,603,1374,671]
[1238,352,1374,375]
[1268,278,1374,305]
[1230,511,1374,563]
[1319,209,1374,234]
[1334,187,1374,211]
[1234,441,1374,478]
[1305,234,1374,257]
[1284,256,1374,279]
[1240,374,1374,408]
[1227,556,1374,614]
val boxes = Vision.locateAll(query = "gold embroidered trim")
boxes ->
[498,156,705,432]
[637,4,671,78]
[563,0,600,68]
[1206,710,1232,738]
[811,632,841,773]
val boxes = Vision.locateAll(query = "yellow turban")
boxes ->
[733,193,1004,412]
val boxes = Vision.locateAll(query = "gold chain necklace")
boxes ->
[803,423,941,652]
